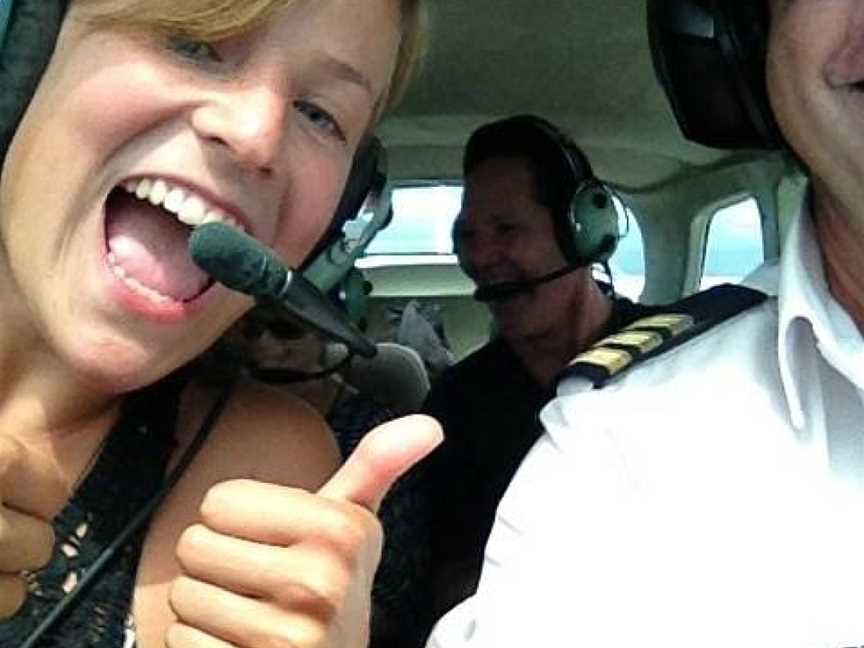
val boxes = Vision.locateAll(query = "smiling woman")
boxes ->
[0,1,440,647]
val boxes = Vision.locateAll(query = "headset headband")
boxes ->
[464,114,593,194]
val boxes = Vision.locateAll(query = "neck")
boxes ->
[507,280,614,387]
[0,320,125,494]
[0,285,121,442]
[811,185,864,334]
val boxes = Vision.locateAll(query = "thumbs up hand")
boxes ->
[168,414,442,648]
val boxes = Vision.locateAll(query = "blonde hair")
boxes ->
[74,0,426,119]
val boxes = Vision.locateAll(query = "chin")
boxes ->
[68,338,192,395]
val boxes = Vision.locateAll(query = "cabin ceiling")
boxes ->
[378,0,756,191]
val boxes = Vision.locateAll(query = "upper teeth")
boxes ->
[121,178,244,230]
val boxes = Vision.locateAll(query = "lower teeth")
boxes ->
[108,253,173,304]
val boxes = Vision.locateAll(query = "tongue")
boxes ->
[106,191,211,301]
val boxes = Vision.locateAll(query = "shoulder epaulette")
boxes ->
[560,284,767,389]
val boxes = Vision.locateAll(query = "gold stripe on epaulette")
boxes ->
[568,346,633,376]
[599,330,663,354]
[624,313,694,337]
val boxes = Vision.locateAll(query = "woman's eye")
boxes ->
[294,101,345,141]
[168,37,222,63]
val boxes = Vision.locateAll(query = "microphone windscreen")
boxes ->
[189,223,287,298]
[189,223,378,358]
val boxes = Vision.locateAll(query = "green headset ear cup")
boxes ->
[562,178,620,265]
[339,267,372,330]
[0,1,67,162]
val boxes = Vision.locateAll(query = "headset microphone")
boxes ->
[188,222,376,358]
[473,265,578,302]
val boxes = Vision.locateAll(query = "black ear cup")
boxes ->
[648,0,783,150]
[0,0,67,162]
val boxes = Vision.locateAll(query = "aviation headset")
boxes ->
[647,0,784,150]
[0,0,390,285]
[459,114,621,268]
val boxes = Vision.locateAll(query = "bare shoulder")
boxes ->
[178,376,341,492]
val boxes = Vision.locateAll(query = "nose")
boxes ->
[191,83,288,176]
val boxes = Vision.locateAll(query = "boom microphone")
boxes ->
[473,265,578,302]
[189,223,376,358]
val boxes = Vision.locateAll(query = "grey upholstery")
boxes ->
[326,342,431,415]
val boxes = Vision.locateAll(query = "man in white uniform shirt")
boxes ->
[427,0,864,646]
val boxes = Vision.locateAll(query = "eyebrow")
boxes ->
[316,56,375,98]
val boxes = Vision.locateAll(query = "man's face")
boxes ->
[766,0,864,230]
[454,156,579,342]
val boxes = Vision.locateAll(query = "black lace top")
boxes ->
[0,375,185,648]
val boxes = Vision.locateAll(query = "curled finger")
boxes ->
[169,576,329,648]
[0,505,55,571]
[165,622,240,648]
[176,524,357,608]
[0,572,27,620]
[198,483,381,554]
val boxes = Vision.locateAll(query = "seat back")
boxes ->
[325,342,431,415]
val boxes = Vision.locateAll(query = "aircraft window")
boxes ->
[362,184,462,260]
[699,197,764,289]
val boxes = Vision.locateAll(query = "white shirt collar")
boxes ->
[776,197,864,429]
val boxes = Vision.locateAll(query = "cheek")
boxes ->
[0,96,80,256]
[271,157,348,265]
[64,56,187,163]
[523,233,567,269]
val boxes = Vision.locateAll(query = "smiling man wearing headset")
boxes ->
[415,114,652,641]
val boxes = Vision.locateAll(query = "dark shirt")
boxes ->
[416,296,651,635]
[328,392,429,648]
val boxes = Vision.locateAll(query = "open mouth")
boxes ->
[104,178,246,305]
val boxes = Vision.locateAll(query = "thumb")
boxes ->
[318,414,443,513]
